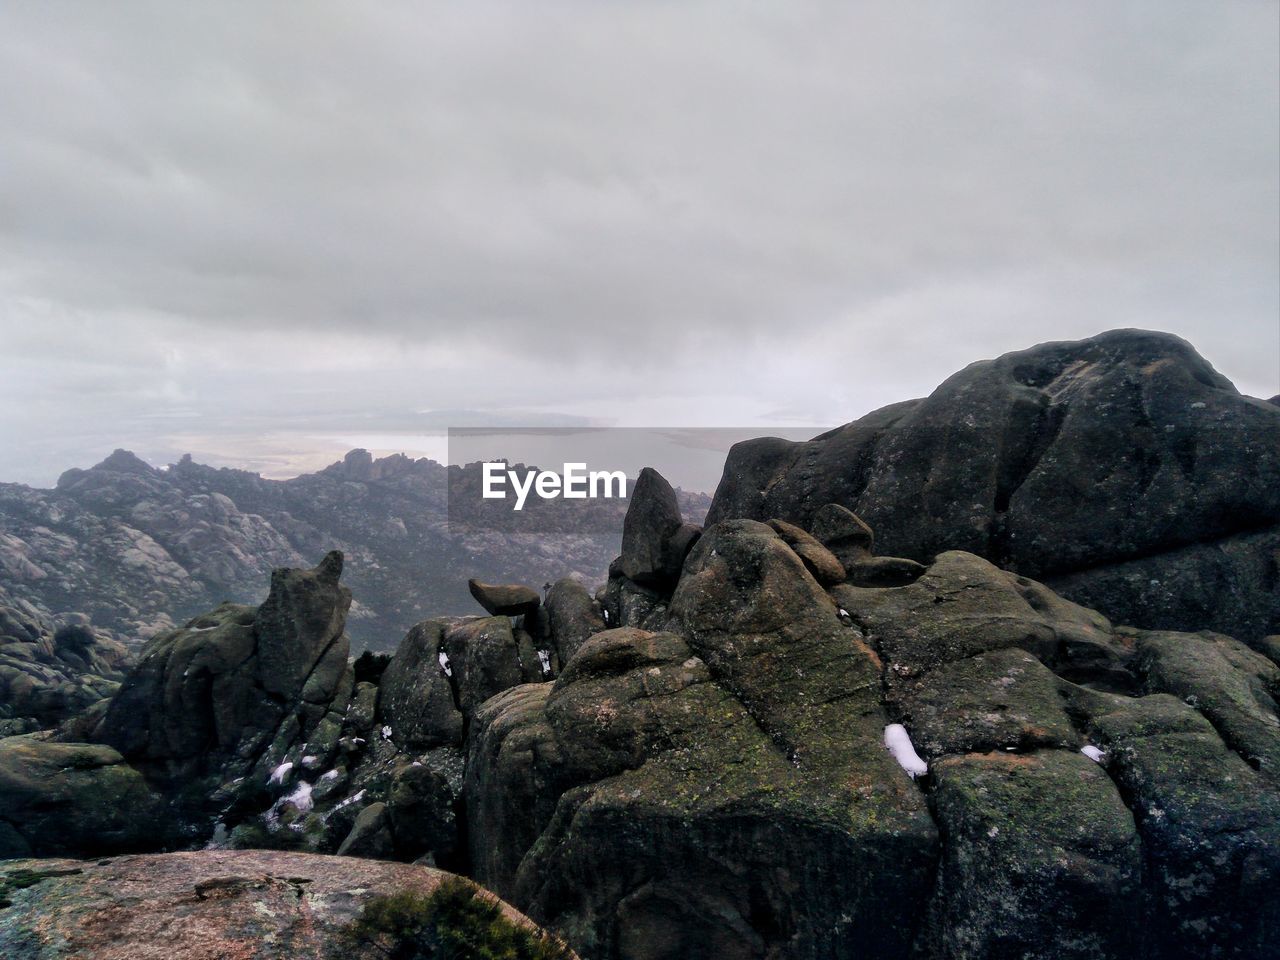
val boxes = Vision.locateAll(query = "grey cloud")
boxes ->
[0,2,1275,486]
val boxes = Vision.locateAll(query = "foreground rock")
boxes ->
[5,454,1278,958]
[707,329,1280,640]
[468,520,939,960]
[465,490,1279,959]
[0,849,575,959]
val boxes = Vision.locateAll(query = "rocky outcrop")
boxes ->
[0,606,130,735]
[707,330,1280,640]
[0,450,710,653]
[95,551,352,795]
[0,738,168,858]
[463,491,1279,959]
[0,850,575,959]
[543,578,606,665]
[467,519,941,960]
[619,467,701,588]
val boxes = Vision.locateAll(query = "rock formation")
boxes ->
[706,330,1280,641]
[0,605,129,735]
[462,487,1279,959]
[0,450,711,652]
[0,850,576,959]
[2,330,1277,959]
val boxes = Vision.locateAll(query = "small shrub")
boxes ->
[346,876,575,960]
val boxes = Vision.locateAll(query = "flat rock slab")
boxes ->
[468,579,541,617]
[0,849,567,960]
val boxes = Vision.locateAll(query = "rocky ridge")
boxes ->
[1,330,1277,959]
[707,329,1280,641]
[0,449,710,652]
[1,475,1276,957]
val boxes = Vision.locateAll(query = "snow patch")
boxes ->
[538,649,552,675]
[1081,744,1106,764]
[884,723,928,779]
[281,781,313,814]
[268,761,293,785]
[438,650,452,677]
[381,725,393,741]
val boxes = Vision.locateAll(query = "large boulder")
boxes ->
[94,552,353,794]
[376,619,463,749]
[924,750,1143,960]
[0,850,576,959]
[544,578,606,665]
[467,520,938,960]
[707,330,1280,640]
[832,547,1280,958]
[619,467,691,587]
[0,738,170,857]
[468,579,542,618]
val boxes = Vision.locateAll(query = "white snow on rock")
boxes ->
[438,650,452,677]
[1081,744,1106,764]
[320,769,339,782]
[281,781,313,814]
[268,761,293,785]
[538,649,552,675]
[884,723,928,779]
[381,724,393,740]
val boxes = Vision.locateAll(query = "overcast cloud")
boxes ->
[1,2,1276,487]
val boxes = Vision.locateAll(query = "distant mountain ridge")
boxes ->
[0,448,710,651]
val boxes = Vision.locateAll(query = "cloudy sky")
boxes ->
[1,2,1276,488]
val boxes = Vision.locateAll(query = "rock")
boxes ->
[336,802,395,858]
[94,553,353,806]
[1086,695,1280,958]
[843,555,927,586]
[0,737,169,857]
[765,518,846,585]
[442,617,529,724]
[544,578,606,665]
[810,502,874,561]
[1255,634,1280,665]
[1134,629,1280,781]
[619,467,686,586]
[346,681,378,735]
[0,849,574,959]
[386,760,464,868]
[601,569,669,632]
[468,519,938,959]
[898,647,1081,759]
[926,750,1143,960]
[707,330,1280,640]
[468,579,542,618]
[0,605,130,730]
[255,550,351,700]
[376,620,462,749]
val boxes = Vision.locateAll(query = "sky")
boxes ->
[1,2,1276,488]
